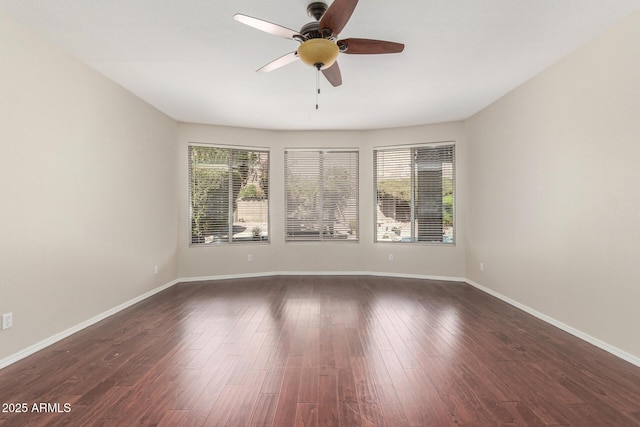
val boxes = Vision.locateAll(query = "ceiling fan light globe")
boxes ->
[297,38,339,70]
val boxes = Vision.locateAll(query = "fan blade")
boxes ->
[319,0,358,36]
[234,14,301,40]
[322,61,342,87]
[338,38,405,54]
[257,51,299,73]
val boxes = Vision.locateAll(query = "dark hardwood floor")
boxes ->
[1,275,640,426]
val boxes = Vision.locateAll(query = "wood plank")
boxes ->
[350,356,385,427]
[318,374,340,427]
[294,402,319,427]
[248,393,279,427]
[337,367,363,426]
[271,356,303,427]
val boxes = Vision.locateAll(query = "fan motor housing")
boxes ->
[300,22,321,39]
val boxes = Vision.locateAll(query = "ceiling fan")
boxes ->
[233,0,405,87]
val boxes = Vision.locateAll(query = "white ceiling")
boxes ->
[1,0,639,130]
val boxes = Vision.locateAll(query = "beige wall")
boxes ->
[177,122,467,280]
[465,11,640,359]
[0,12,179,361]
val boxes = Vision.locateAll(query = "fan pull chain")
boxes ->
[315,67,320,110]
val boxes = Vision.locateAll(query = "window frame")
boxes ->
[373,142,455,245]
[284,148,359,242]
[188,143,270,246]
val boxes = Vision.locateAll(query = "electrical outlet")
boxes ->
[247,254,253,262]
[154,265,159,274]
[480,262,484,272]
[2,313,13,330]
[388,254,394,262]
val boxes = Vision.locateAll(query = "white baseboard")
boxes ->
[178,270,466,284]
[465,278,640,368]
[0,279,179,370]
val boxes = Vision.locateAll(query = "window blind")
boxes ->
[374,143,455,244]
[189,145,269,244]
[285,149,359,241]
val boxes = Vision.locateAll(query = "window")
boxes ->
[374,143,455,244]
[189,144,269,244]
[285,149,359,241]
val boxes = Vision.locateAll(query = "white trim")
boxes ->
[284,147,360,153]
[0,279,179,371]
[178,272,280,283]
[178,271,466,283]
[188,141,270,152]
[465,278,640,368]
[373,140,456,150]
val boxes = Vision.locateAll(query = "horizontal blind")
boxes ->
[231,149,269,242]
[189,145,269,244]
[285,149,359,241]
[374,144,455,244]
[415,145,455,243]
[374,148,414,242]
